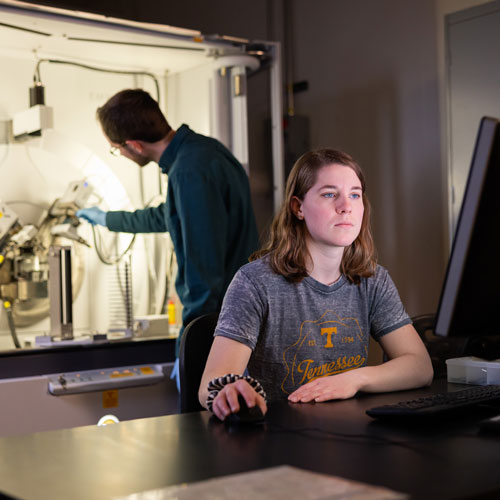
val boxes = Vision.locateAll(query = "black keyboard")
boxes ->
[366,384,500,418]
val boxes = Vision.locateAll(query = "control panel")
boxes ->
[48,364,166,395]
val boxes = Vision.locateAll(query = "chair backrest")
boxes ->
[383,314,467,377]
[410,313,468,378]
[178,313,219,413]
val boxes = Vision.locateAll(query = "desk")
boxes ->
[0,379,499,500]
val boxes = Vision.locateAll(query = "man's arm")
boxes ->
[105,203,168,233]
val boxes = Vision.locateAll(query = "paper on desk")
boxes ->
[115,465,408,500]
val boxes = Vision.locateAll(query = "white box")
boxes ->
[135,315,170,338]
[446,357,500,385]
[13,104,53,138]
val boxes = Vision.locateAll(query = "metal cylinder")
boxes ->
[29,84,45,107]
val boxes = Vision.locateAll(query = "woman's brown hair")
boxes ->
[251,148,377,284]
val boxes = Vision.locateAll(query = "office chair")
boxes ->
[381,314,465,376]
[411,314,468,378]
[178,312,219,413]
[411,314,436,339]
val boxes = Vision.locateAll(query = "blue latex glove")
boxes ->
[170,357,180,392]
[76,207,107,227]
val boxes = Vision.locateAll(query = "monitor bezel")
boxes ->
[434,116,500,337]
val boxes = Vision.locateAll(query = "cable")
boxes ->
[3,301,21,349]
[5,200,47,211]
[91,225,135,266]
[266,422,439,457]
[89,188,162,266]
[0,143,9,171]
[23,145,51,189]
[34,59,160,104]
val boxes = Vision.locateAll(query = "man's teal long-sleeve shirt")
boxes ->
[106,125,259,352]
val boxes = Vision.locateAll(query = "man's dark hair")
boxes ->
[97,89,171,144]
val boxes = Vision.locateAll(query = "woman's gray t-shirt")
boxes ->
[215,258,411,402]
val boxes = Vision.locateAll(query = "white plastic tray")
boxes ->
[446,356,500,385]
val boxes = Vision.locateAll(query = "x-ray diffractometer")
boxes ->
[0,0,284,436]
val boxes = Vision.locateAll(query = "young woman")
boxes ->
[199,149,433,421]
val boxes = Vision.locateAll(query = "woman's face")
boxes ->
[293,163,364,250]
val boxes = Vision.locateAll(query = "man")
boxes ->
[76,88,259,370]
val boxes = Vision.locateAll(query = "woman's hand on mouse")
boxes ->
[212,379,267,421]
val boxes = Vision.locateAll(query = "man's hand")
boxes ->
[76,207,107,227]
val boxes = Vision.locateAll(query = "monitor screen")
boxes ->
[435,116,500,344]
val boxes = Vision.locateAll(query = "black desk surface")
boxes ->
[0,379,499,500]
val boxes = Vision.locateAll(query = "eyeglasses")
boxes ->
[109,145,121,157]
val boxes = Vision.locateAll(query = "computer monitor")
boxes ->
[434,116,500,358]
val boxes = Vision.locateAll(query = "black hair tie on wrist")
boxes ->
[206,373,266,412]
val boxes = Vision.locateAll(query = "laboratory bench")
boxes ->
[0,336,179,437]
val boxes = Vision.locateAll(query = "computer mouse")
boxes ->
[225,395,265,425]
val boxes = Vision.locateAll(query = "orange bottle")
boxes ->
[167,299,176,325]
